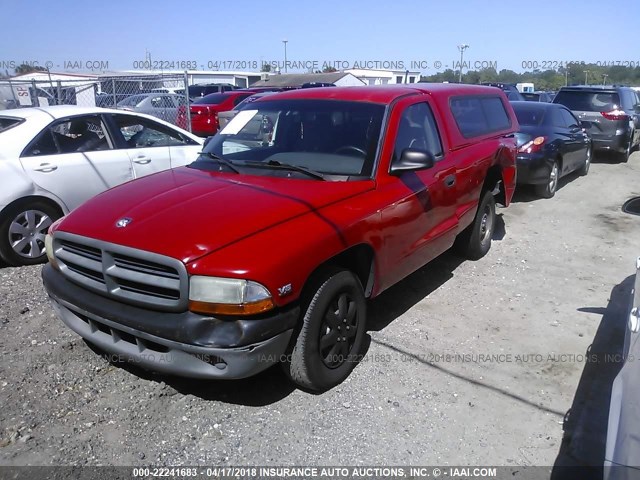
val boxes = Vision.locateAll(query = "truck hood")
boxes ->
[55,167,374,264]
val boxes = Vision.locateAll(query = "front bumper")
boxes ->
[516,152,552,185]
[43,264,298,379]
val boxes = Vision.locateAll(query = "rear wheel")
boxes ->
[284,268,367,392]
[454,190,496,260]
[619,135,632,163]
[578,145,591,176]
[535,160,559,198]
[0,201,60,266]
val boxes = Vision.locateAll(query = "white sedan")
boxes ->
[0,105,203,266]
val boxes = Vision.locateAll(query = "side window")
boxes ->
[620,89,636,110]
[23,116,111,156]
[451,96,512,138]
[150,96,164,108]
[393,103,444,163]
[160,96,177,108]
[561,109,579,129]
[482,97,511,130]
[22,129,59,157]
[113,114,194,148]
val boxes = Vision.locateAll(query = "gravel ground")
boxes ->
[1,151,639,468]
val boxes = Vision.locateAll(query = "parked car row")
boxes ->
[3,83,639,268]
[506,84,640,198]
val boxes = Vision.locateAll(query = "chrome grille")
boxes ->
[53,232,188,311]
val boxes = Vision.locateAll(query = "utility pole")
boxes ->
[282,39,288,73]
[602,73,608,86]
[457,44,469,83]
[583,70,590,85]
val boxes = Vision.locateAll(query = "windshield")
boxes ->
[513,104,545,126]
[193,93,228,105]
[195,99,386,179]
[554,90,621,112]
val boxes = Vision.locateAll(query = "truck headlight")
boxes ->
[45,234,59,270]
[188,276,274,315]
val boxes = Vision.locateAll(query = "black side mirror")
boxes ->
[634,105,640,113]
[390,148,435,175]
[203,136,213,147]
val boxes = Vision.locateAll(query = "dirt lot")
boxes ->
[1,152,639,469]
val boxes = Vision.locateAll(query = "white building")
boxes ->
[344,69,421,85]
[251,72,365,88]
[122,70,264,89]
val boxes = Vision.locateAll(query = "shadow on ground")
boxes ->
[512,170,582,204]
[86,340,297,406]
[551,275,634,480]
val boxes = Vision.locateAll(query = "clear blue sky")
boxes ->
[1,0,638,74]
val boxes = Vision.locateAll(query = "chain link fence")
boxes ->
[0,73,191,131]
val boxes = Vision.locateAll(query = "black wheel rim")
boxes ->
[318,292,359,368]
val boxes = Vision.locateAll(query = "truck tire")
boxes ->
[0,200,60,266]
[454,190,495,260]
[284,268,366,392]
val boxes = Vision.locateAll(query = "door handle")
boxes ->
[134,157,151,164]
[34,163,58,172]
[444,175,456,188]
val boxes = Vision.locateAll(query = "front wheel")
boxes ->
[454,190,496,260]
[284,268,367,392]
[0,201,60,266]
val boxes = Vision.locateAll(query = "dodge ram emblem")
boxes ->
[115,217,132,228]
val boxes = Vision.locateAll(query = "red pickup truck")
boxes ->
[42,84,517,391]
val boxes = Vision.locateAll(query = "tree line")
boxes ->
[420,63,640,90]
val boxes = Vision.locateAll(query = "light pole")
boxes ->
[602,73,608,86]
[583,70,590,85]
[282,39,288,73]
[457,44,469,83]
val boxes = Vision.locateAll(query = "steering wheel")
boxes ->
[334,145,366,157]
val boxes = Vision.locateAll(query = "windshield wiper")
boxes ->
[198,152,240,173]
[243,160,325,180]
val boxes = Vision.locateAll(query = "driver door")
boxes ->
[378,100,459,288]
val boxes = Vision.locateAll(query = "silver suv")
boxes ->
[553,86,640,161]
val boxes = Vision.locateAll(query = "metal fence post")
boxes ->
[56,81,62,105]
[112,78,117,107]
[7,78,18,107]
[183,70,192,133]
[31,79,39,107]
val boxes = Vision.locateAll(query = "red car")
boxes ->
[43,84,517,391]
[177,90,258,136]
